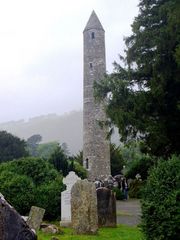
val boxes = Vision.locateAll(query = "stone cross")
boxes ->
[60,171,81,227]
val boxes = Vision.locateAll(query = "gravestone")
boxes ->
[97,187,116,227]
[0,195,37,240]
[71,179,98,234]
[60,171,81,227]
[27,206,45,231]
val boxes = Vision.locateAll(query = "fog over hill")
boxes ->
[0,110,120,155]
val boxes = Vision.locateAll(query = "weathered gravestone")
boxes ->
[0,195,37,240]
[71,179,98,234]
[60,171,81,227]
[27,206,45,231]
[97,187,117,227]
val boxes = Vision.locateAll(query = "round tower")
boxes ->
[83,11,110,181]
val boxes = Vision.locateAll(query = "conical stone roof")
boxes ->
[83,10,104,32]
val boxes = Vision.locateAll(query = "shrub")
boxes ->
[0,172,35,214]
[112,187,124,200]
[35,176,63,220]
[126,155,154,180]
[71,161,87,179]
[141,155,180,240]
[128,179,144,199]
[0,157,64,220]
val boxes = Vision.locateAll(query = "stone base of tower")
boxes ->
[87,170,111,182]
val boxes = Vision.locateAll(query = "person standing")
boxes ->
[121,177,128,200]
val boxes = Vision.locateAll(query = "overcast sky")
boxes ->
[0,0,139,123]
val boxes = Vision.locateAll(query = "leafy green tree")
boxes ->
[110,143,124,176]
[61,142,70,156]
[26,134,42,156]
[36,141,59,159]
[0,171,34,214]
[68,153,87,179]
[94,0,180,157]
[125,154,154,180]
[0,157,64,219]
[69,160,87,179]
[0,131,28,163]
[72,151,83,165]
[141,155,180,240]
[49,145,69,176]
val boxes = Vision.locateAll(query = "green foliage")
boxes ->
[0,131,28,163]
[141,155,180,240]
[36,141,59,159]
[0,171,34,214]
[0,157,64,219]
[125,155,154,180]
[120,141,142,164]
[128,179,144,199]
[94,0,180,157]
[72,151,83,165]
[49,145,69,176]
[71,161,87,179]
[110,143,124,176]
[35,177,62,220]
[112,187,124,200]
[26,134,42,157]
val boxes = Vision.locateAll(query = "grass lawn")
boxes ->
[38,224,143,240]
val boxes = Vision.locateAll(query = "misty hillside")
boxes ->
[0,111,120,155]
[0,111,83,155]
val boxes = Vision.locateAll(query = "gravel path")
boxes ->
[116,199,141,226]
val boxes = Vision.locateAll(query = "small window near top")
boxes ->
[91,32,95,39]
[89,62,93,69]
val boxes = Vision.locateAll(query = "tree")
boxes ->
[110,143,124,176]
[141,155,180,240]
[49,145,69,176]
[94,0,180,157]
[26,134,42,156]
[72,151,83,165]
[36,141,59,159]
[61,142,70,156]
[0,157,64,219]
[0,131,28,163]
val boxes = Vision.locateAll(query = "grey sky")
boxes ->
[0,0,139,123]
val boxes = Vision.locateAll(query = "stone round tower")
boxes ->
[83,11,110,181]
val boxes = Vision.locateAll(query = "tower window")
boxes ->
[91,32,95,39]
[89,62,93,69]
[85,158,89,169]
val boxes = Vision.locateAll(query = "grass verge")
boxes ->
[38,224,143,240]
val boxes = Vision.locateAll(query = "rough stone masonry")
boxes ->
[83,10,110,181]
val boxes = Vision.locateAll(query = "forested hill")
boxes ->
[0,111,119,154]
[0,111,83,155]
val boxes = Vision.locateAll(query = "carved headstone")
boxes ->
[97,187,117,227]
[27,206,45,231]
[0,195,37,240]
[71,179,98,234]
[60,171,81,227]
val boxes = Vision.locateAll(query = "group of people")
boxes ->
[94,175,129,200]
